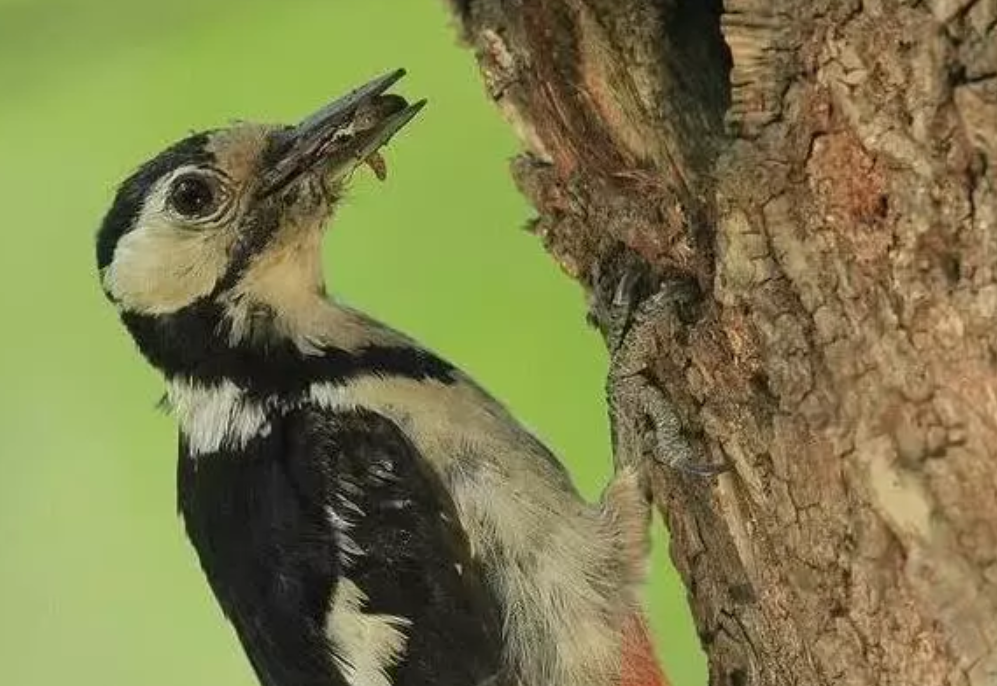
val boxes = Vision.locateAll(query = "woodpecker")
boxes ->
[96,70,669,686]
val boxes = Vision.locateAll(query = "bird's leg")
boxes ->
[589,251,728,478]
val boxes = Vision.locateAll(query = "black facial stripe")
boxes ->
[96,132,214,272]
[211,201,282,296]
[120,301,456,396]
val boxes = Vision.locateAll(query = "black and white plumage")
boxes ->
[178,405,500,686]
[96,70,661,686]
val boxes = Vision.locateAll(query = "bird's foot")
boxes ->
[590,249,727,478]
[612,371,729,477]
[586,246,656,355]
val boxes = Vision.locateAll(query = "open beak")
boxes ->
[260,69,425,197]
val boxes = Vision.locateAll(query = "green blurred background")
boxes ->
[0,1,705,684]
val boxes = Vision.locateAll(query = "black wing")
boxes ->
[284,405,504,686]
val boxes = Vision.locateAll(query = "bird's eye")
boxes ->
[167,173,221,219]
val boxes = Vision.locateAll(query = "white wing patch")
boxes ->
[166,378,271,456]
[327,579,411,686]
[308,383,354,412]
[327,500,365,568]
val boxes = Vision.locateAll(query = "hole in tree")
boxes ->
[659,0,733,143]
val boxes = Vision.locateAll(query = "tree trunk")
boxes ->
[445,0,997,684]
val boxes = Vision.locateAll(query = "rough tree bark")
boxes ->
[445,0,997,684]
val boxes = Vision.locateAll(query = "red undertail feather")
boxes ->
[621,614,669,686]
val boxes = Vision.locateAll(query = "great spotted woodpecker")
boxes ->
[96,70,670,686]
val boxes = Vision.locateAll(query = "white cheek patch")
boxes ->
[167,378,272,456]
[103,175,236,315]
[327,579,410,686]
[105,219,230,314]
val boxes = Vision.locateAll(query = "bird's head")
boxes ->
[95,71,424,382]
[96,69,422,324]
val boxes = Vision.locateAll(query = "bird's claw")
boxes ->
[587,247,656,354]
[612,372,728,478]
[595,254,725,479]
